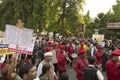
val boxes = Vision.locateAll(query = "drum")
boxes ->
[71,53,78,58]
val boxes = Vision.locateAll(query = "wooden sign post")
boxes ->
[12,19,24,59]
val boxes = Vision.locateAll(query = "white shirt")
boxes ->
[97,70,104,80]
[99,42,105,48]
[36,63,43,77]
[89,65,104,80]
[36,61,55,77]
[91,46,96,56]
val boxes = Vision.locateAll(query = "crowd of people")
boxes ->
[0,36,120,80]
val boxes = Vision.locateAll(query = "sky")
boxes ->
[83,0,116,18]
[0,0,1,2]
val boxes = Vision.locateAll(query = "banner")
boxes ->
[107,22,120,29]
[4,24,34,55]
[92,34,104,42]
[49,32,53,38]
[0,44,15,55]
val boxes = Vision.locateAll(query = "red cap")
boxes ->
[59,45,65,50]
[78,50,85,56]
[97,45,103,49]
[48,41,52,45]
[80,43,84,46]
[112,50,120,56]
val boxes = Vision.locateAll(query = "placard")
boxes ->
[92,34,104,42]
[4,24,34,55]
[0,44,15,55]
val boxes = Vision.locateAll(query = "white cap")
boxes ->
[44,52,52,57]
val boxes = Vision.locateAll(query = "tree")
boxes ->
[0,0,85,37]
[0,0,15,30]
[112,0,120,22]
[84,10,92,38]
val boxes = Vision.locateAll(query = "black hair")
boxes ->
[40,63,50,77]
[9,54,12,59]
[61,72,69,80]
[19,63,34,78]
[21,54,26,61]
[16,62,22,74]
[87,56,96,64]
[27,55,32,59]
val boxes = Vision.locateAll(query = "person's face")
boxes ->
[113,56,119,62]
[28,66,37,79]
[6,59,9,64]
[80,54,87,59]
[98,49,102,51]
[49,44,52,47]
[54,45,58,49]
[10,58,16,64]
[46,56,52,62]
[60,49,64,52]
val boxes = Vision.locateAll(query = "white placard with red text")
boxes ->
[4,24,34,55]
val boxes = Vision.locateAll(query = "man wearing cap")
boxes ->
[106,50,120,80]
[56,45,67,80]
[36,52,55,79]
[74,50,88,80]
[95,45,104,65]
[45,41,53,52]
[78,43,85,56]
[66,42,75,67]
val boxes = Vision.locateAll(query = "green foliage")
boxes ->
[85,5,120,39]
[84,10,93,38]
[112,0,120,22]
[0,0,85,37]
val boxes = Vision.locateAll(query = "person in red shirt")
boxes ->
[25,55,32,64]
[95,45,104,65]
[106,50,120,80]
[45,41,53,52]
[56,45,67,80]
[1,59,10,80]
[74,49,88,80]
[66,42,74,67]
[78,43,84,55]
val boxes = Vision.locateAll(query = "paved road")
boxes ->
[67,67,77,80]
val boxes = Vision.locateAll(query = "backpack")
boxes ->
[93,46,96,56]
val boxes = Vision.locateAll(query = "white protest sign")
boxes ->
[92,34,104,42]
[4,24,34,55]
